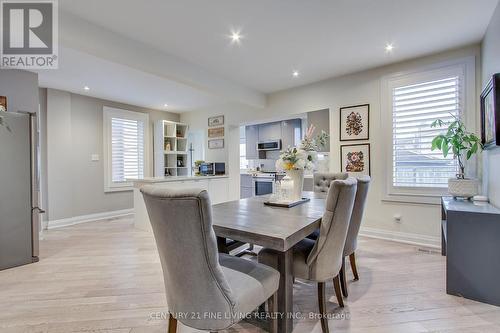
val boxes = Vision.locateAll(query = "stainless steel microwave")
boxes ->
[257,139,281,151]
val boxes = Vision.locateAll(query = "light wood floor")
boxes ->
[1,218,500,333]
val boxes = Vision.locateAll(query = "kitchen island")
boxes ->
[132,176,230,231]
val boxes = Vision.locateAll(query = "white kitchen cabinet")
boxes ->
[208,178,229,204]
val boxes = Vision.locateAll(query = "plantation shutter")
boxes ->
[111,117,145,182]
[392,76,460,188]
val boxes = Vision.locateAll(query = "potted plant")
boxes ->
[275,125,329,201]
[431,115,483,199]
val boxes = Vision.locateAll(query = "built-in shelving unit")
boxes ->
[154,120,189,177]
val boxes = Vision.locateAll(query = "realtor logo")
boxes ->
[1,0,58,69]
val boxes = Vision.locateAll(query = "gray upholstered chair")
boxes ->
[339,176,371,297]
[259,178,357,333]
[141,187,280,333]
[313,172,348,193]
[307,176,371,299]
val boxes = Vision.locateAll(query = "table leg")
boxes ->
[217,236,228,254]
[259,249,294,333]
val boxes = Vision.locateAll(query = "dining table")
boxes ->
[212,191,327,333]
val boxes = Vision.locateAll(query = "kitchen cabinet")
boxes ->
[209,178,229,204]
[240,174,253,199]
[258,122,281,141]
[245,125,259,159]
[281,119,302,150]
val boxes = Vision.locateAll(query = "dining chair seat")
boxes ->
[219,253,280,314]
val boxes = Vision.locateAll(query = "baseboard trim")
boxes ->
[360,226,441,249]
[48,209,134,230]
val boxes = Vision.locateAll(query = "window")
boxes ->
[392,76,460,188]
[381,58,476,202]
[103,107,149,192]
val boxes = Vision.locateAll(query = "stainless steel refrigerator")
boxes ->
[0,111,43,270]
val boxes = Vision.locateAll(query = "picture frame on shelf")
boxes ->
[208,126,224,138]
[208,138,224,149]
[208,115,224,127]
[340,104,369,141]
[480,73,500,148]
[340,143,371,176]
[0,96,6,111]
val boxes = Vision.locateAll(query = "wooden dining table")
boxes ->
[212,191,327,333]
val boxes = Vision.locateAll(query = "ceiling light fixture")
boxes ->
[385,43,394,53]
[84,86,90,91]
[292,70,299,77]
[164,104,168,108]
[230,30,243,44]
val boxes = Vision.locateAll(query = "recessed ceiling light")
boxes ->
[292,70,299,77]
[84,86,90,91]
[230,30,243,44]
[385,43,394,53]
[164,104,168,108]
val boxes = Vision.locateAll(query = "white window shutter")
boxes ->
[392,77,460,188]
[111,117,145,182]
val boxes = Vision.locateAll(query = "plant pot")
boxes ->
[286,169,305,201]
[448,178,478,199]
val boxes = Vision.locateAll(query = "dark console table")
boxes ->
[441,197,500,306]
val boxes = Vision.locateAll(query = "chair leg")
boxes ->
[339,256,348,297]
[332,275,344,308]
[349,252,359,281]
[267,292,278,333]
[317,282,330,333]
[168,313,177,333]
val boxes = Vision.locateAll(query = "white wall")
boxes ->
[481,1,500,208]
[181,45,481,247]
[44,88,180,223]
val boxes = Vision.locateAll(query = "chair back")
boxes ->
[313,172,348,192]
[344,176,371,256]
[141,186,236,330]
[306,178,357,281]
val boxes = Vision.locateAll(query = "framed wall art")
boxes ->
[208,126,224,138]
[340,143,371,176]
[208,115,224,127]
[208,138,224,149]
[480,73,500,148]
[0,96,7,111]
[340,104,369,141]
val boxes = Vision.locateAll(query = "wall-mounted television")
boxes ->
[481,73,500,148]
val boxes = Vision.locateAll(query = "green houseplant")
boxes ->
[431,115,483,198]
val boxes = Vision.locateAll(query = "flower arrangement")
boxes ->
[275,124,329,171]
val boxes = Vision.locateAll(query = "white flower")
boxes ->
[306,161,314,170]
[308,151,318,163]
[296,149,307,161]
[295,159,306,170]
[275,159,284,171]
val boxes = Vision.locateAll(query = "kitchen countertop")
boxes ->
[132,175,229,186]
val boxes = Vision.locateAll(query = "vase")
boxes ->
[448,178,478,199]
[286,169,305,201]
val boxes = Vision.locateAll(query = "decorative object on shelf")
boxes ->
[208,126,224,138]
[480,73,500,148]
[340,104,369,141]
[164,139,171,151]
[431,115,483,199]
[208,138,224,149]
[0,96,10,131]
[340,143,371,176]
[194,160,204,176]
[208,115,224,127]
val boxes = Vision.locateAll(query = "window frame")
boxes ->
[103,106,150,192]
[381,57,477,204]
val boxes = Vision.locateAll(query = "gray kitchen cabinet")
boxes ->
[245,125,259,160]
[281,119,302,149]
[240,174,253,199]
[258,122,281,141]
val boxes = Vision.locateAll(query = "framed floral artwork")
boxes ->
[480,73,500,148]
[340,143,371,176]
[339,104,369,141]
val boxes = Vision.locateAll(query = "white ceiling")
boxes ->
[39,0,499,111]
